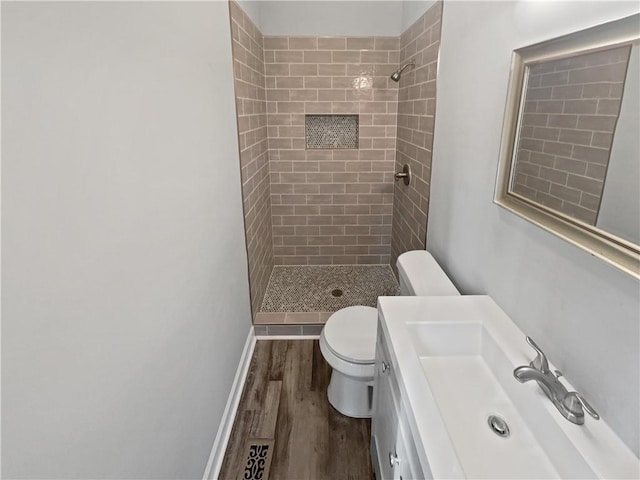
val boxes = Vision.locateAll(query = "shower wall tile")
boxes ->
[390,2,442,270]
[264,35,400,265]
[230,1,274,318]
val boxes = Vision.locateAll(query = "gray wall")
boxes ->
[429,1,640,455]
[1,2,252,478]
[598,43,640,244]
[241,0,437,36]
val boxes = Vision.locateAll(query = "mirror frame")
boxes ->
[495,13,640,278]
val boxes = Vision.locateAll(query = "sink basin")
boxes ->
[378,296,639,479]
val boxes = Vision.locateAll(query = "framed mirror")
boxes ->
[495,14,640,277]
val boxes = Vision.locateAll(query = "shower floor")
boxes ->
[256,265,398,332]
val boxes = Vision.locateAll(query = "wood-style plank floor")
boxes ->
[219,340,373,480]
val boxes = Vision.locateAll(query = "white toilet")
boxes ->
[319,250,460,418]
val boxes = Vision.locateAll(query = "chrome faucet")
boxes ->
[513,336,600,425]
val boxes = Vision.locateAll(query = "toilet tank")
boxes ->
[396,250,460,296]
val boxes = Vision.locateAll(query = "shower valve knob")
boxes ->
[394,164,411,186]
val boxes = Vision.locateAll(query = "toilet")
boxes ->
[319,250,460,418]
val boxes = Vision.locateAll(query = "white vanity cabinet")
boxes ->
[371,323,429,480]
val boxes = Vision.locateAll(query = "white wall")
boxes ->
[1,2,252,478]
[245,0,435,38]
[258,0,403,36]
[237,0,262,27]
[401,0,437,31]
[597,43,640,245]
[429,1,640,456]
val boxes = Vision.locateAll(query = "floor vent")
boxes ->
[238,439,274,480]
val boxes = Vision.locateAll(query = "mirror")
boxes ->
[496,14,640,277]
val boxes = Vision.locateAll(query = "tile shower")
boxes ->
[229,0,442,331]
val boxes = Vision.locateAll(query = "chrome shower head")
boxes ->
[390,60,416,82]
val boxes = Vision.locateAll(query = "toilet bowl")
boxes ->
[320,250,460,418]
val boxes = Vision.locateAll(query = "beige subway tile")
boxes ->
[278,101,305,113]
[295,205,320,215]
[277,77,304,89]
[305,77,332,88]
[318,64,346,76]
[320,246,345,255]
[375,37,400,50]
[291,64,318,76]
[318,89,346,101]
[290,89,318,101]
[308,215,333,225]
[255,312,287,324]
[332,50,362,63]
[320,205,345,215]
[304,50,332,63]
[362,51,389,63]
[346,37,375,49]
[320,225,345,235]
[333,255,358,264]
[295,246,320,256]
[294,184,320,194]
[332,102,359,113]
[318,37,346,50]
[308,235,333,246]
[285,312,320,324]
[289,37,318,50]
[265,63,290,76]
[264,36,289,49]
[275,50,303,63]
[591,132,613,149]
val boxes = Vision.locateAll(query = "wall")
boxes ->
[230,0,274,317]
[513,46,630,225]
[259,1,403,36]
[264,35,399,265]
[598,43,640,244]
[429,1,640,455]
[401,0,437,31]
[1,2,252,478]
[390,1,442,269]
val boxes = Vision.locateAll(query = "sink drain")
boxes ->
[331,288,343,297]
[488,415,510,438]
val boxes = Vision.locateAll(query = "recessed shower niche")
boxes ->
[228,0,444,331]
[305,115,359,149]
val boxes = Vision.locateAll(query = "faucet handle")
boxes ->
[563,392,600,420]
[525,336,550,373]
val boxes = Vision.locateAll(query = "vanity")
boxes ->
[370,295,640,479]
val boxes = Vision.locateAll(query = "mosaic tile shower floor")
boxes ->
[261,265,399,313]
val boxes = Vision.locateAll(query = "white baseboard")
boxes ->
[202,326,256,480]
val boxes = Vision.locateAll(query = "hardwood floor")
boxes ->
[219,340,373,480]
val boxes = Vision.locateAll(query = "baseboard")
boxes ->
[202,326,256,480]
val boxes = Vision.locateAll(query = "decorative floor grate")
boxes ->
[238,439,274,480]
[261,265,398,312]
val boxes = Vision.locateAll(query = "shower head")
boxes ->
[390,60,416,82]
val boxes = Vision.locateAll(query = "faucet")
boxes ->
[513,336,600,425]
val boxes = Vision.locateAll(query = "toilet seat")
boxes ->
[322,306,377,364]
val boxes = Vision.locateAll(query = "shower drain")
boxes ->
[331,288,343,297]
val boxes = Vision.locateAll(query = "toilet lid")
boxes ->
[323,306,378,364]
